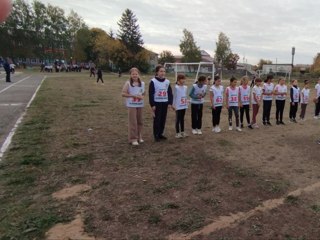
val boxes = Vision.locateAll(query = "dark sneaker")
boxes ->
[293,119,297,123]
[276,121,280,125]
[280,121,286,125]
[267,122,272,126]
[263,122,267,126]
[248,125,253,129]
[159,135,167,140]
[240,123,244,128]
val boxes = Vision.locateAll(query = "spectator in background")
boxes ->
[118,68,122,77]
[90,62,96,77]
[3,59,11,82]
[96,68,104,84]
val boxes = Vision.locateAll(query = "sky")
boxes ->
[25,0,320,65]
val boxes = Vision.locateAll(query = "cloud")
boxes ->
[24,0,320,64]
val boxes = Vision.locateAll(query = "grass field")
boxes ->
[0,72,320,240]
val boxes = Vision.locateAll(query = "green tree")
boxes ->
[158,50,175,65]
[225,53,240,70]
[0,0,35,58]
[179,29,201,63]
[117,9,143,54]
[73,28,91,62]
[257,59,273,70]
[215,32,232,68]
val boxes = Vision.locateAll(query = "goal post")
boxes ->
[164,62,215,83]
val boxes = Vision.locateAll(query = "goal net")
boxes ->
[164,62,215,83]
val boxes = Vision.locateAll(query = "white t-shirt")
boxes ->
[251,86,262,104]
[210,85,224,107]
[274,84,287,101]
[301,88,310,104]
[151,78,170,102]
[125,81,145,108]
[239,85,250,105]
[315,83,320,98]
[173,85,188,110]
[226,86,239,107]
[262,82,274,101]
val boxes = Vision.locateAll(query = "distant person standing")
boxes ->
[118,68,122,78]
[90,62,96,77]
[3,60,11,82]
[149,65,173,141]
[314,78,320,119]
[122,67,145,146]
[289,79,300,123]
[262,75,274,126]
[299,80,310,121]
[96,68,104,84]
[274,77,287,125]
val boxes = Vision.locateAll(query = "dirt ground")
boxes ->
[51,74,319,239]
[1,72,320,240]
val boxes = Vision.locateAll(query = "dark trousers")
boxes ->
[212,106,222,127]
[175,109,186,133]
[97,76,104,83]
[191,104,203,129]
[289,102,299,120]
[228,106,240,127]
[153,102,168,139]
[263,100,272,123]
[300,103,307,119]
[5,71,10,82]
[275,100,286,122]
[315,97,320,116]
[240,105,250,125]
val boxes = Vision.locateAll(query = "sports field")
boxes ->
[0,71,319,239]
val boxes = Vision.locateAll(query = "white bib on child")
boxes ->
[239,85,250,105]
[263,83,274,101]
[190,84,207,104]
[227,86,239,107]
[173,85,188,110]
[210,85,224,107]
[126,82,145,108]
[152,78,170,102]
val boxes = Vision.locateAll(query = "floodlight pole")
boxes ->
[291,47,295,66]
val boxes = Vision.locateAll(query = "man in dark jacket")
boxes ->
[3,60,11,82]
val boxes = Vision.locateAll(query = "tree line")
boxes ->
[0,1,150,72]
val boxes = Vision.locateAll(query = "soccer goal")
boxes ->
[164,62,215,83]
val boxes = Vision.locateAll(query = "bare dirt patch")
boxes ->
[45,214,95,240]
[52,184,92,200]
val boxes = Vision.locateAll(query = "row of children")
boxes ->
[122,66,320,145]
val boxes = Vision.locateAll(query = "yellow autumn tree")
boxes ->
[311,53,320,74]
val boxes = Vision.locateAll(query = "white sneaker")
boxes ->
[192,129,198,135]
[197,129,202,135]
[175,133,182,138]
[314,116,319,119]
[139,139,144,143]
[236,127,242,132]
[212,127,216,132]
[181,132,188,138]
[216,126,221,133]
[132,141,139,146]
[253,123,259,129]
[228,126,233,131]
